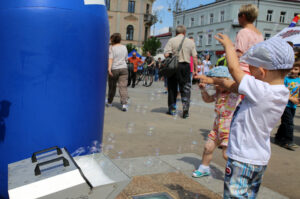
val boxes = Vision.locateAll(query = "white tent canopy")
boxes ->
[274,27,300,47]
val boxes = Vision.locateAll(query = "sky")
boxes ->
[151,0,215,35]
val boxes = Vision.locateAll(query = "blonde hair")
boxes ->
[239,4,258,23]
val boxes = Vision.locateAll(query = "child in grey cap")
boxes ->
[199,35,294,198]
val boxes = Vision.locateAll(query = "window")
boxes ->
[200,15,204,25]
[264,33,271,40]
[207,34,212,45]
[210,13,214,24]
[144,27,149,41]
[146,4,150,14]
[220,11,225,22]
[190,17,195,27]
[198,35,203,47]
[128,0,135,13]
[279,12,286,23]
[105,0,110,10]
[126,25,134,40]
[266,10,273,22]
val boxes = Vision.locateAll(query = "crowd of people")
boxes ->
[107,3,300,198]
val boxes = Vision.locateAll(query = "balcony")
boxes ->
[144,14,157,26]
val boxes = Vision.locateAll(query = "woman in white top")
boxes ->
[202,54,211,75]
[107,33,129,111]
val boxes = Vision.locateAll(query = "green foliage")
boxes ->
[126,43,137,53]
[142,37,161,56]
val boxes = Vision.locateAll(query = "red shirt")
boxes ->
[128,57,143,72]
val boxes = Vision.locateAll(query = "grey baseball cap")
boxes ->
[240,37,294,70]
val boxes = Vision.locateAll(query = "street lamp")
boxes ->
[167,0,187,35]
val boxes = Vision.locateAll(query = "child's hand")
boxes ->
[214,33,234,48]
[198,83,206,90]
[198,75,214,84]
[290,96,299,105]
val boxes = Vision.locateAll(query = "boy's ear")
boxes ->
[259,67,266,78]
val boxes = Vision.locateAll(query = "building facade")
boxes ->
[174,0,300,64]
[106,0,156,48]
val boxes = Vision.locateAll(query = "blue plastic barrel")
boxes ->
[0,0,109,197]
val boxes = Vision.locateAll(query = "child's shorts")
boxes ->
[208,118,231,147]
[224,158,267,199]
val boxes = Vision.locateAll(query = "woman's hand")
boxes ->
[214,33,234,48]
[108,69,113,77]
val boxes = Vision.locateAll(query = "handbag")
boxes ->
[159,36,185,78]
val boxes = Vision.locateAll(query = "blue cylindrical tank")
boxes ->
[0,0,109,197]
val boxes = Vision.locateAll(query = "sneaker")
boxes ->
[282,143,295,151]
[166,109,176,116]
[192,170,210,178]
[183,110,189,119]
[291,143,298,149]
[122,104,128,112]
[106,103,112,107]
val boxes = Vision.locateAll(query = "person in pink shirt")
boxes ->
[236,4,263,74]
[189,37,197,84]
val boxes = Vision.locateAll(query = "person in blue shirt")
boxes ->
[275,49,300,151]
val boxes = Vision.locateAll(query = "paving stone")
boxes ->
[112,156,176,177]
[113,153,289,199]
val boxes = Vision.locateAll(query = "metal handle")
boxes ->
[32,146,62,163]
[34,157,70,176]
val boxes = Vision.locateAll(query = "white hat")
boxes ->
[240,37,294,70]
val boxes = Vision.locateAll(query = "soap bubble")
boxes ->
[135,105,141,112]
[116,151,123,159]
[71,147,86,157]
[177,146,182,153]
[146,126,155,136]
[144,157,154,167]
[155,148,160,156]
[127,122,135,134]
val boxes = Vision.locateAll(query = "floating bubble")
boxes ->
[144,157,154,167]
[71,147,86,157]
[146,126,155,136]
[192,140,198,145]
[116,151,123,159]
[135,105,141,112]
[173,114,178,120]
[127,123,135,134]
[155,148,160,156]
[177,146,182,153]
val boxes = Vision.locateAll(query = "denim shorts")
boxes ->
[224,158,267,199]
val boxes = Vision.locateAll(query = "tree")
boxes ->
[126,43,137,53]
[142,37,161,56]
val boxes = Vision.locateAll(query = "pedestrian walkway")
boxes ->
[113,153,288,199]
[104,81,300,198]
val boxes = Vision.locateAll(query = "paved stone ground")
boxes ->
[113,153,286,199]
[103,81,300,199]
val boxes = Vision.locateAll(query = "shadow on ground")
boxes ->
[199,129,210,141]
[151,107,168,114]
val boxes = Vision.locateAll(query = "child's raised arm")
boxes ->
[196,75,239,93]
[214,33,246,85]
[199,83,215,103]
